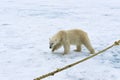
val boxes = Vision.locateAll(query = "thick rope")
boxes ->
[34,40,120,80]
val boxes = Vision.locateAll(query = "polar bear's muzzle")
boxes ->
[49,43,54,49]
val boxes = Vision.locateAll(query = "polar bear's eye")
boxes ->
[51,43,54,45]
[50,42,54,46]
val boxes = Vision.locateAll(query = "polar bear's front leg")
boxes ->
[63,42,70,55]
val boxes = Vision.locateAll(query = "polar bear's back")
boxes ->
[66,29,88,45]
[67,29,87,35]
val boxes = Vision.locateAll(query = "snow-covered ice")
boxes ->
[0,0,120,80]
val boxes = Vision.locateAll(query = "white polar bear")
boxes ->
[49,29,95,55]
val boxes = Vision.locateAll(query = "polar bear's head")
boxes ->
[49,30,66,49]
[49,35,61,49]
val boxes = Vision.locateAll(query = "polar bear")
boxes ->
[49,29,95,55]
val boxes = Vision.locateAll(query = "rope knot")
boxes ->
[114,40,120,45]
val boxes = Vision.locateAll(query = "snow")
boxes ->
[0,0,120,80]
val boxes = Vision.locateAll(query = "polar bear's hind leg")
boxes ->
[74,44,81,52]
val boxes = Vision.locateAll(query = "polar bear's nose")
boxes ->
[49,45,53,49]
[49,46,52,48]
[49,43,53,49]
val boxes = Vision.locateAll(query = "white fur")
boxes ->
[49,29,95,55]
